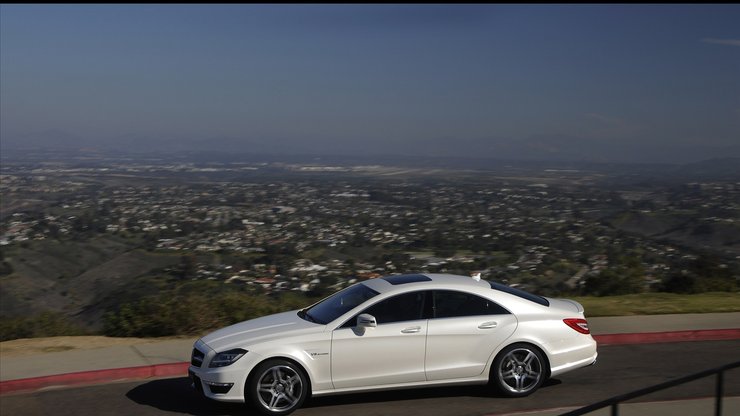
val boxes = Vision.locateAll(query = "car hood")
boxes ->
[200,310,323,352]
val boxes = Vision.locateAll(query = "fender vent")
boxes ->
[191,348,205,367]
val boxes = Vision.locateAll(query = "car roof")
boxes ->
[360,273,551,309]
[362,273,491,294]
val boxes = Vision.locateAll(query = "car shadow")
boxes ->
[304,378,563,408]
[126,377,245,416]
[126,376,563,415]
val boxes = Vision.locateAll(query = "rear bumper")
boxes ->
[548,336,598,377]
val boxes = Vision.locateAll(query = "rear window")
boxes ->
[487,281,550,307]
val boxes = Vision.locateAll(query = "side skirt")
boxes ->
[312,376,490,397]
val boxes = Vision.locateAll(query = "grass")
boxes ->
[574,292,740,317]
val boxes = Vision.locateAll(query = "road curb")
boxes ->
[593,328,740,346]
[1,329,738,396]
[0,362,189,395]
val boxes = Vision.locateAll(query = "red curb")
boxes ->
[0,362,189,395]
[1,329,738,395]
[593,328,740,346]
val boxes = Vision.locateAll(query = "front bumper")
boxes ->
[189,362,255,402]
[189,370,235,396]
[189,340,264,403]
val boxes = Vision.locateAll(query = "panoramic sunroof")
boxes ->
[381,274,432,285]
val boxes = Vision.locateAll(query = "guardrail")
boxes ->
[560,360,740,416]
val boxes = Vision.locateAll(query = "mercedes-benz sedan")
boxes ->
[189,273,597,415]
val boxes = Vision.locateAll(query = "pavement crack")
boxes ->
[130,345,153,366]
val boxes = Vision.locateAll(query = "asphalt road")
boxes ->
[2,340,739,416]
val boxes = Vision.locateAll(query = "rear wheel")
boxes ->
[247,359,308,415]
[492,343,546,397]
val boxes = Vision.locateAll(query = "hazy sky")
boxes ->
[1,4,739,162]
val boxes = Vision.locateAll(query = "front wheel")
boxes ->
[492,343,546,397]
[247,359,309,415]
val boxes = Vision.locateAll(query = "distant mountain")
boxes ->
[670,158,740,180]
[402,135,740,165]
[3,128,739,165]
[2,133,739,181]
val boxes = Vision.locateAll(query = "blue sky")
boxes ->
[1,4,739,162]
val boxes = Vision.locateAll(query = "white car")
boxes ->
[189,273,597,415]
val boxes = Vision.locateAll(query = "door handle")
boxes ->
[401,326,421,334]
[478,321,498,329]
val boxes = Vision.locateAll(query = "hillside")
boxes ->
[0,236,179,328]
[609,211,740,256]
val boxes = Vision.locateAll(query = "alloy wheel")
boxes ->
[497,347,544,395]
[256,364,304,413]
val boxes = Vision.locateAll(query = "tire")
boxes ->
[246,359,309,416]
[492,343,546,397]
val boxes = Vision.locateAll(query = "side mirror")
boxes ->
[357,314,377,328]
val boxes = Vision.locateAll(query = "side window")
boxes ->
[354,291,427,326]
[433,290,509,318]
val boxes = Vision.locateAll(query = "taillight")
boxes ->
[564,318,590,334]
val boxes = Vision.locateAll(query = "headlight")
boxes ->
[209,348,247,368]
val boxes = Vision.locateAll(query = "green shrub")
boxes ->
[103,291,319,338]
[0,312,87,341]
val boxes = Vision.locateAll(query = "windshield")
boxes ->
[299,283,379,324]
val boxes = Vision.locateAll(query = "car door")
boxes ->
[425,290,517,380]
[331,290,428,389]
